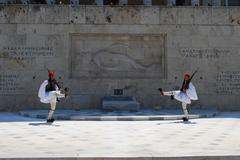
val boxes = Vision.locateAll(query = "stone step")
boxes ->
[0,156,240,160]
[18,109,219,121]
[102,96,140,111]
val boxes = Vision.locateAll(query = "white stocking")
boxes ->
[163,91,176,96]
[182,102,189,118]
[47,102,56,120]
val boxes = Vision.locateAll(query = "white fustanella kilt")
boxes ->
[174,82,198,104]
[38,80,59,104]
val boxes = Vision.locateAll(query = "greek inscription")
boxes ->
[215,71,240,95]
[0,74,24,93]
[181,48,230,59]
[0,46,54,61]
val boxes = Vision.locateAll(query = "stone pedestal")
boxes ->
[102,96,140,111]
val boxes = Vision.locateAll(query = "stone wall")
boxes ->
[0,5,240,111]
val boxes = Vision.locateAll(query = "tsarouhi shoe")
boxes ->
[47,118,55,123]
[158,88,164,95]
[64,88,69,98]
[182,117,189,122]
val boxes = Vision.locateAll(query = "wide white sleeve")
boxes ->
[38,80,48,99]
[186,82,198,100]
[55,84,60,91]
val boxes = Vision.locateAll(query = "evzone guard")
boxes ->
[158,71,198,121]
[38,70,68,123]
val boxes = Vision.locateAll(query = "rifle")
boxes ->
[190,70,198,81]
[180,70,198,92]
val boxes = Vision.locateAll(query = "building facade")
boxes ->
[0,5,240,111]
[0,0,239,5]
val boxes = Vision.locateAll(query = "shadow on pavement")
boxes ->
[29,122,61,127]
[156,120,198,125]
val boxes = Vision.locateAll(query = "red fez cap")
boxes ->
[48,71,55,79]
[184,73,190,78]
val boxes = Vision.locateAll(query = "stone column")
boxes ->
[119,0,128,5]
[95,0,103,5]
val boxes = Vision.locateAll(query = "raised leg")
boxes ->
[163,91,175,96]
[55,91,65,99]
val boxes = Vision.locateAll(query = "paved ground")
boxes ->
[0,112,240,159]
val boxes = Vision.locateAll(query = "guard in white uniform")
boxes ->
[158,71,198,121]
[38,71,68,123]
